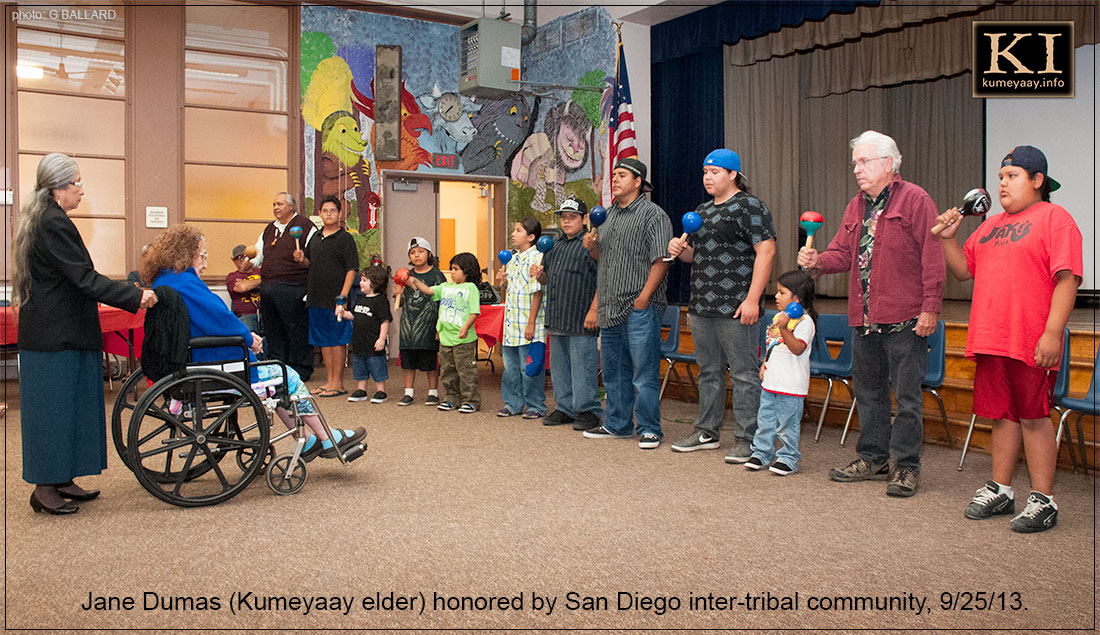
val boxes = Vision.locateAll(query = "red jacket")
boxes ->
[818,174,945,327]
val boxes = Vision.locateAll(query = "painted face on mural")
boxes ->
[556,119,587,170]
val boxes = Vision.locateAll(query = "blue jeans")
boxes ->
[548,333,602,418]
[852,327,928,469]
[690,314,760,441]
[501,344,547,414]
[600,305,662,437]
[751,390,803,470]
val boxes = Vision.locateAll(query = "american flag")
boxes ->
[603,38,637,205]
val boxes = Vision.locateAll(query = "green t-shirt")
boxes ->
[432,282,480,346]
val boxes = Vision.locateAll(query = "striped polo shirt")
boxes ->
[595,195,674,328]
[542,231,598,336]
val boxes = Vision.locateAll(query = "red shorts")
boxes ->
[972,355,1056,423]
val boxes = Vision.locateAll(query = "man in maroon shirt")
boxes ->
[798,130,944,498]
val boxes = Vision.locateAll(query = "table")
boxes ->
[474,304,505,349]
[2,305,146,370]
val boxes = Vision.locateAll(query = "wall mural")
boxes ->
[300,5,615,263]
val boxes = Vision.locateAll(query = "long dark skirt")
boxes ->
[20,349,108,484]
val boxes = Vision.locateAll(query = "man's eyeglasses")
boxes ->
[851,157,886,170]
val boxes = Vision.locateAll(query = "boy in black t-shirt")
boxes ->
[342,266,393,403]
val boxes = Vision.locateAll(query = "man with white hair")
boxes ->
[798,130,944,497]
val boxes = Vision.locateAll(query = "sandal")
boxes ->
[317,389,348,398]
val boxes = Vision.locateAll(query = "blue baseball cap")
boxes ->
[703,149,741,173]
[1001,145,1061,192]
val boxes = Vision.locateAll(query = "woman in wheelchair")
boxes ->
[139,225,366,460]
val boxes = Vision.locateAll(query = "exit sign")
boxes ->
[433,153,458,169]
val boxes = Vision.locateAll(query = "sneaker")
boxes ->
[1010,492,1058,533]
[543,409,575,426]
[965,481,1015,520]
[886,465,919,497]
[745,456,767,470]
[347,390,370,402]
[458,403,478,414]
[398,394,414,407]
[723,439,754,464]
[522,409,544,420]
[671,430,720,452]
[370,391,388,404]
[424,394,440,407]
[638,432,661,449]
[769,461,795,476]
[436,401,457,411]
[829,457,890,482]
[496,407,516,417]
[572,411,601,431]
[582,425,631,440]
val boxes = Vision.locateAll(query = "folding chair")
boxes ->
[810,314,857,445]
[658,306,697,401]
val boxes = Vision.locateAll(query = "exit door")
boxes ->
[382,175,438,356]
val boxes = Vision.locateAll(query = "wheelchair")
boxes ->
[110,336,366,507]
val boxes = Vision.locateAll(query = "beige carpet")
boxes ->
[2,366,1096,632]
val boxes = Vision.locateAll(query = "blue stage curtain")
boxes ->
[652,0,879,304]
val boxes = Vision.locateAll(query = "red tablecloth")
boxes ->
[2,305,145,356]
[474,304,504,349]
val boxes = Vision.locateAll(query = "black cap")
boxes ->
[554,196,588,215]
[614,157,654,193]
[1002,145,1061,192]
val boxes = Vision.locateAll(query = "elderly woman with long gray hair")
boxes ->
[13,153,157,515]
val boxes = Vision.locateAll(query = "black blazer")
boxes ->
[17,200,142,352]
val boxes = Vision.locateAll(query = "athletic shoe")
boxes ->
[424,394,440,407]
[637,432,661,449]
[347,390,370,402]
[670,430,720,452]
[745,456,767,471]
[723,439,754,464]
[437,401,457,411]
[522,409,544,420]
[828,457,889,482]
[886,465,919,497]
[965,481,1015,519]
[1010,492,1058,533]
[458,403,478,414]
[370,391,388,404]
[572,411,601,431]
[398,394,414,406]
[582,425,631,439]
[497,407,516,417]
[543,409,575,426]
[769,461,795,476]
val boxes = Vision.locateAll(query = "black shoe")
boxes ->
[56,482,101,501]
[30,491,78,515]
[572,411,601,431]
[543,409,575,426]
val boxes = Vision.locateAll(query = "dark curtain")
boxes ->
[652,48,724,305]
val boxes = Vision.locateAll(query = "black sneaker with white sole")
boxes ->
[745,456,767,470]
[425,394,440,407]
[1010,492,1058,533]
[965,481,1015,520]
[637,433,661,449]
[370,391,388,403]
[347,390,370,402]
[582,425,630,439]
[769,461,794,476]
[436,401,457,411]
[398,394,414,406]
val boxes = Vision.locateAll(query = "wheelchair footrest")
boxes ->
[341,443,367,463]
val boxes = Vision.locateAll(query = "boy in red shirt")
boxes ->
[937,145,1082,533]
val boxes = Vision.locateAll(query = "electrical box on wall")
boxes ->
[459,18,522,98]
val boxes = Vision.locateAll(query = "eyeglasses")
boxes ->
[851,157,887,170]
[233,254,246,261]
[198,252,209,261]
[69,180,83,188]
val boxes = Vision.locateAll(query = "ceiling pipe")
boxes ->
[521,0,537,45]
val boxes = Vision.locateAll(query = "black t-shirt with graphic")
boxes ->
[689,191,776,318]
[399,267,446,350]
[350,293,393,356]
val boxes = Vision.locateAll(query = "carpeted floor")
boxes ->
[2,365,1096,632]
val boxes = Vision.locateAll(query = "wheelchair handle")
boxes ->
[189,336,249,351]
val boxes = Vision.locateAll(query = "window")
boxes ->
[15,3,127,276]
[184,2,290,279]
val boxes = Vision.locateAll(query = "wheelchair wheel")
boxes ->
[126,369,269,507]
[237,443,276,473]
[266,454,307,495]
[111,369,150,471]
